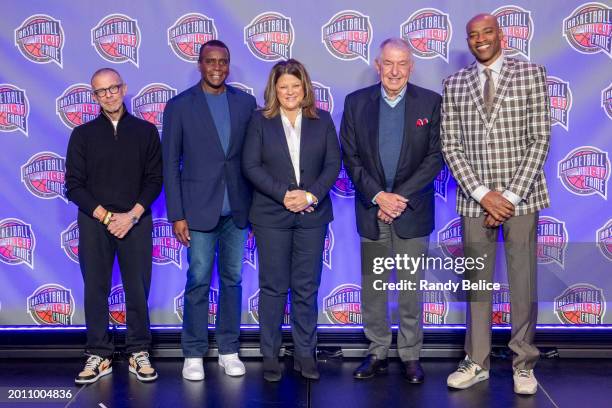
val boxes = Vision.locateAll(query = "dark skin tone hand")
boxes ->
[173,219,190,247]
[480,191,514,222]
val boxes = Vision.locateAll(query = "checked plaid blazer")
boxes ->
[441,57,551,217]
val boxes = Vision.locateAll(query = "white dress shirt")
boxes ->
[470,54,522,207]
[280,108,302,185]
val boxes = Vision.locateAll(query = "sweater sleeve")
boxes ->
[65,127,99,216]
[136,125,163,210]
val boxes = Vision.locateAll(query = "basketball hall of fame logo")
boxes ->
[108,285,126,325]
[323,226,334,269]
[14,14,64,67]
[60,220,79,264]
[173,288,219,325]
[323,284,362,324]
[56,84,100,129]
[152,219,183,268]
[492,5,534,60]
[91,14,141,66]
[422,289,448,325]
[547,76,572,131]
[596,219,612,261]
[558,146,610,199]
[555,283,606,325]
[331,163,355,198]
[437,217,463,258]
[27,284,74,325]
[602,82,612,120]
[249,289,291,324]
[227,82,255,97]
[312,81,334,114]
[0,218,35,269]
[0,84,29,136]
[131,83,177,131]
[322,10,372,64]
[492,284,511,325]
[434,165,450,201]
[20,151,67,202]
[537,216,569,268]
[243,226,257,269]
[401,8,452,62]
[168,13,217,62]
[244,12,294,61]
[563,2,612,58]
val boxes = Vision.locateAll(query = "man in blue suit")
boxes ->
[162,40,257,380]
[340,38,442,383]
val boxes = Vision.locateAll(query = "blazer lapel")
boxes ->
[487,57,515,128]
[394,84,417,182]
[225,86,239,157]
[191,84,224,156]
[366,88,385,182]
[271,114,294,173]
[466,63,490,126]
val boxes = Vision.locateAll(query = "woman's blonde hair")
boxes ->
[262,59,318,119]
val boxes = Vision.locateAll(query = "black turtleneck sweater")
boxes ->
[65,109,162,216]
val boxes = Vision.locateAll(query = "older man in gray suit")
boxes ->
[441,14,550,395]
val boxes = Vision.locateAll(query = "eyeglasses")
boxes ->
[92,83,123,97]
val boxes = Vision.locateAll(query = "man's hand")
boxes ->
[173,220,191,247]
[480,191,514,222]
[377,209,393,224]
[483,213,503,228]
[107,212,134,239]
[284,190,312,213]
[375,192,408,219]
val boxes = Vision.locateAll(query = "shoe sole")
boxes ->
[447,371,490,389]
[218,360,245,377]
[353,367,388,380]
[514,384,538,395]
[75,367,112,385]
[129,366,158,382]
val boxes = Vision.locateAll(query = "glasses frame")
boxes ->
[92,83,124,98]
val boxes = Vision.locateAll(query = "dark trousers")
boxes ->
[78,211,153,358]
[253,223,327,358]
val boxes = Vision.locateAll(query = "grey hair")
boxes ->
[376,38,413,61]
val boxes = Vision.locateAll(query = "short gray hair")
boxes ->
[90,67,123,86]
[376,38,413,61]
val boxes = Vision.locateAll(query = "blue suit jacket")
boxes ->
[340,83,443,240]
[162,83,257,231]
[242,109,341,228]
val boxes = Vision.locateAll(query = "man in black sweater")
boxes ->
[65,68,162,384]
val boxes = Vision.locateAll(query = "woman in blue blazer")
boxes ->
[242,59,341,381]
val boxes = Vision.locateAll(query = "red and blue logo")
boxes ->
[249,289,291,324]
[322,10,372,64]
[56,84,99,129]
[331,163,355,198]
[493,5,534,60]
[434,165,450,201]
[27,284,74,325]
[401,8,452,62]
[596,219,612,261]
[244,12,294,61]
[131,83,177,131]
[91,14,141,66]
[563,2,612,58]
[537,216,569,268]
[243,226,257,269]
[0,84,29,136]
[152,218,183,268]
[422,289,448,325]
[60,220,79,264]
[0,218,35,269]
[323,225,335,269]
[108,285,126,325]
[313,81,334,114]
[14,14,64,67]
[168,13,217,62]
[437,217,463,258]
[555,283,606,324]
[492,284,511,325]
[547,76,572,131]
[323,284,362,324]
[228,82,255,97]
[602,82,612,120]
[21,152,66,202]
[558,146,610,199]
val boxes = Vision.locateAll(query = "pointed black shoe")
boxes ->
[401,360,424,383]
[353,355,388,379]
[293,356,320,380]
[263,357,282,382]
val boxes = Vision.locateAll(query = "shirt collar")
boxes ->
[280,108,302,129]
[381,84,407,104]
[477,53,504,76]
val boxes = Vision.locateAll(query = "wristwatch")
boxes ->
[130,215,139,225]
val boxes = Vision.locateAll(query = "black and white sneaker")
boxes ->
[75,355,112,385]
[129,351,158,382]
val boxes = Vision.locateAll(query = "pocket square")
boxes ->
[416,118,429,127]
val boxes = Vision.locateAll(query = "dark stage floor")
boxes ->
[1,357,611,408]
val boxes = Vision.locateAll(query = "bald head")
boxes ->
[465,13,503,65]
[90,67,122,87]
[466,13,499,35]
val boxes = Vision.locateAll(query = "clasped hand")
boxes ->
[480,191,515,228]
[284,190,315,213]
[376,192,408,224]
[107,212,134,239]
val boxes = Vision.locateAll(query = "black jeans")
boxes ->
[78,211,153,358]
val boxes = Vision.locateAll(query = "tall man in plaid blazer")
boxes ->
[441,14,550,395]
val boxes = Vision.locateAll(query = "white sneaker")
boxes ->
[218,353,246,376]
[513,369,538,395]
[447,356,490,389]
[182,357,204,381]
